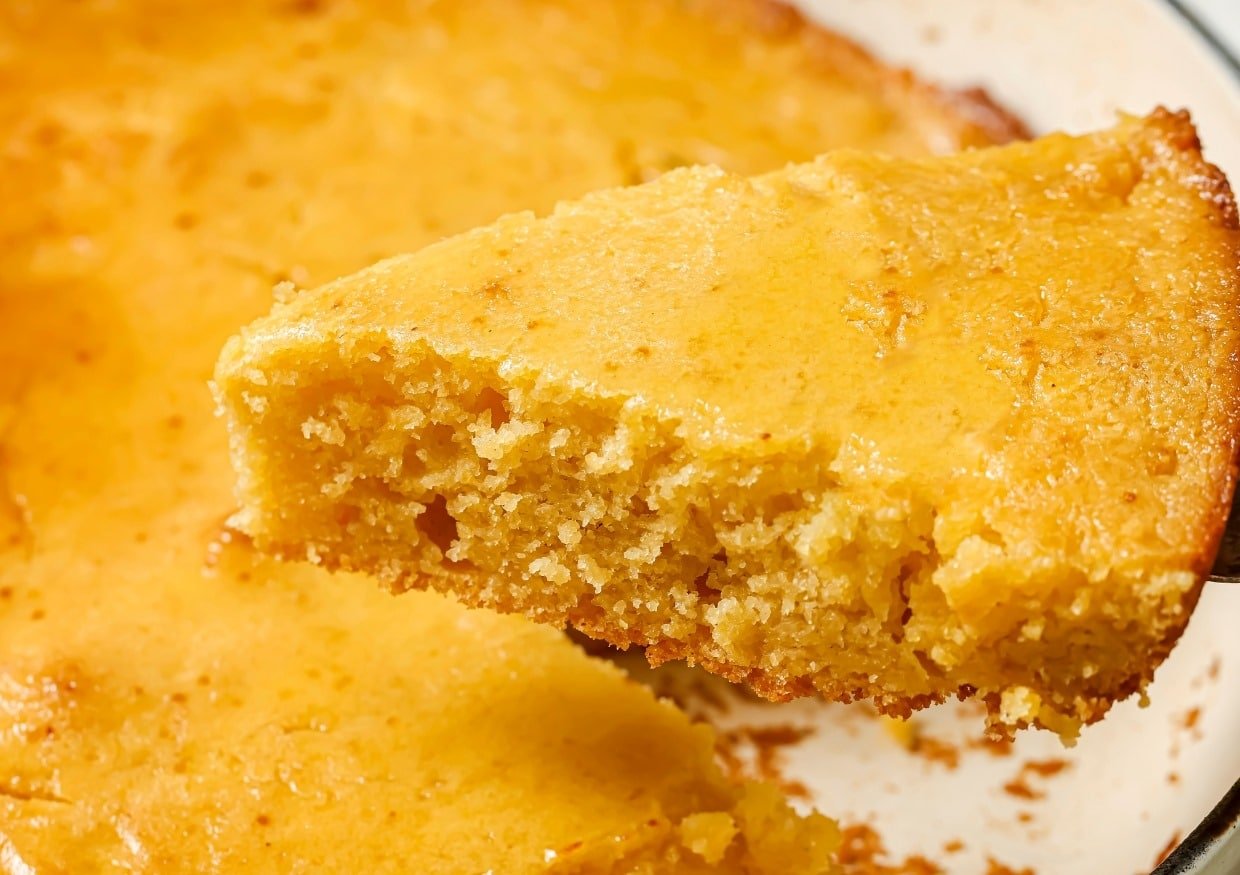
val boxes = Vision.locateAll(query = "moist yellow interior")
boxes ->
[0,0,1020,870]
[216,112,1240,739]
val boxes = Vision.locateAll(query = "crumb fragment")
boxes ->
[1002,776,1041,801]
[967,735,1014,757]
[1002,758,1072,801]
[837,824,942,874]
[678,811,738,865]
[913,735,960,770]
[715,724,815,800]
[1154,832,1182,868]
[1021,758,1070,779]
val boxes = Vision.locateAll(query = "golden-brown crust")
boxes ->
[1147,107,1240,230]
[1190,451,1238,581]
[709,0,1031,149]
[934,85,1033,144]
[1143,109,1240,587]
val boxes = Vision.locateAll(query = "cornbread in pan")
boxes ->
[0,0,1027,869]
[216,110,1240,738]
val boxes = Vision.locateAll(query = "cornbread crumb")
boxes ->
[880,716,918,750]
[1001,758,1072,803]
[985,860,1035,875]
[1154,833,1183,869]
[1002,777,1042,802]
[913,737,960,771]
[1022,759,1070,779]
[715,724,816,800]
[680,812,740,864]
[837,824,941,874]
[217,111,1240,738]
[550,782,840,874]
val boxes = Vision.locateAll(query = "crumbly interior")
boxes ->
[219,333,1187,738]
[218,112,1240,738]
[227,345,947,704]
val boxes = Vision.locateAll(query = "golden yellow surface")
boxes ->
[0,0,1021,869]
[217,111,1240,738]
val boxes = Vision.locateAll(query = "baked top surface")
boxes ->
[239,112,1240,577]
[217,111,1240,734]
[0,0,1013,870]
[256,113,1232,458]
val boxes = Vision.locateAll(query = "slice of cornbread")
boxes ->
[217,110,1240,737]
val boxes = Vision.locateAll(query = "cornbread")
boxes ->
[217,110,1240,738]
[0,0,1028,870]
